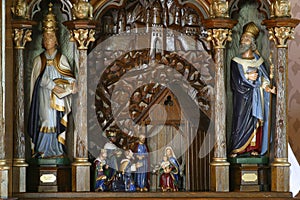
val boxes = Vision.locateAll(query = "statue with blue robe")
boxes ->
[229,22,276,158]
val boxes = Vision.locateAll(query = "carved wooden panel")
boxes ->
[87,0,215,191]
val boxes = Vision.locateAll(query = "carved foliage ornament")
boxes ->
[268,26,295,47]
[206,28,232,49]
[70,29,95,50]
[13,29,32,49]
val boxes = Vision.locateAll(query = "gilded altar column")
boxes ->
[63,20,96,191]
[11,9,36,193]
[263,2,300,191]
[203,1,237,191]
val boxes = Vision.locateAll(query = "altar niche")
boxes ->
[92,49,214,191]
[87,0,216,192]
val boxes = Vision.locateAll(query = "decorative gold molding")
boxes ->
[0,159,6,165]
[72,157,91,166]
[0,159,9,170]
[70,28,95,50]
[268,26,295,48]
[210,157,230,166]
[271,158,291,167]
[12,28,32,49]
[263,18,300,48]
[206,28,232,49]
[12,158,28,167]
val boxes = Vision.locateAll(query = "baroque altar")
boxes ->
[1,0,299,199]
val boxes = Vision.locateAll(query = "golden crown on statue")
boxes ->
[42,3,58,33]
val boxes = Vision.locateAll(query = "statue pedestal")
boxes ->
[229,156,269,192]
[27,158,71,192]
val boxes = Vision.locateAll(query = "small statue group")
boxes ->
[94,131,181,192]
[93,133,150,192]
[157,146,180,192]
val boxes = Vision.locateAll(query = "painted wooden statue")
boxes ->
[229,22,276,158]
[159,146,180,191]
[94,149,110,191]
[28,3,77,159]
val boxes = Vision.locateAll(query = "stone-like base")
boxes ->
[210,160,230,192]
[229,157,269,192]
[12,159,28,193]
[12,165,27,192]
[0,165,9,198]
[72,160,91,192]
[27,158,71,192]
[271,164,290,192]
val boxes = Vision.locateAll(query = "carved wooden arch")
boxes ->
[94,49,213,150]
[26,0,73,20]
[229,0,271,18]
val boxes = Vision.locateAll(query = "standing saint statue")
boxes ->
[28,3,76,158]
[133,134,149,192]
[229,22,276,158]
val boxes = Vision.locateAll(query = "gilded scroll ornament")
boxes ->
[70,29,95,50]
[206,28,232,49]
[11,0,29,19]
[271,0,291,18]
[268,26,295,47]
[13,29,32,49]
[209,0,229,18]
[72,0,93,20]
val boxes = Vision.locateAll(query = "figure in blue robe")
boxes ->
[133,134,149,191]
[229,22,275,157]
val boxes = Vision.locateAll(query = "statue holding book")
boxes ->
[229,22,276,158]
[28,3,77,158]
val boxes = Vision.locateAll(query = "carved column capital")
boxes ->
[269,26,295,48]
[70,28,95,50]
[203,18,237,49]
[206,28,232,49]
[11,20,36,49]
[63,20,96,50]
[12,28,32,49]
[263,18,300,48]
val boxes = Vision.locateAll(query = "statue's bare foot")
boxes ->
[250,151,259,156]
[229,153,237,158]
